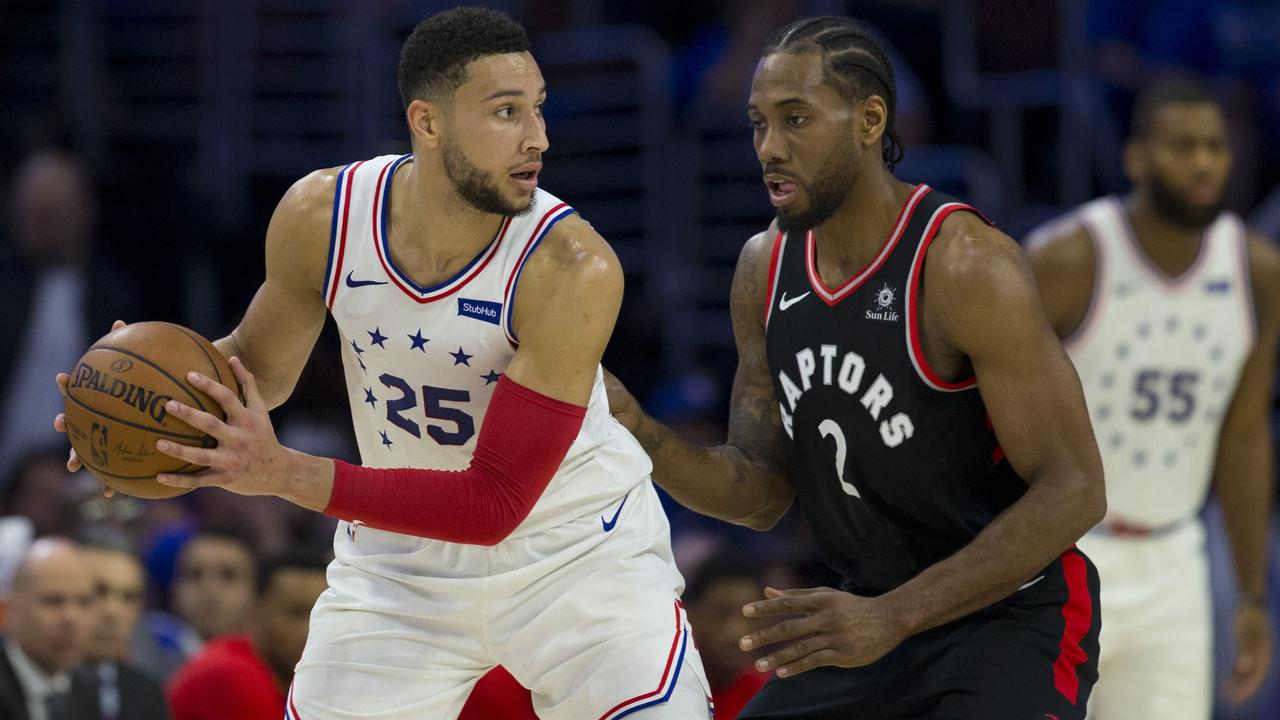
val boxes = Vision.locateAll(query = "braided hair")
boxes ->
[763,16,905,170]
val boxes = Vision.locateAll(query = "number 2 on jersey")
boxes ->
[818,419,860,498]
[379,373,476,445]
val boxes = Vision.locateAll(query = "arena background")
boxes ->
[1,1,1278,716]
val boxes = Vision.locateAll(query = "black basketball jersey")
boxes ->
[764,184,1027,595]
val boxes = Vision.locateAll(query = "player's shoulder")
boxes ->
[278,165,344,226]
[1244,229,1280,315]
[928,210,1029,289]
[736,219,782,284]
[1022,210,1094,276]
[261,165,345,250]
[520,211,622,297]
[1245,229,1280,280]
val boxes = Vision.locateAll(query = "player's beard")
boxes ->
[443,138,535,217]
[775,148,860,234]
[1148,172,1223,229]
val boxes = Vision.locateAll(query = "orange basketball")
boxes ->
[62,322,239,499]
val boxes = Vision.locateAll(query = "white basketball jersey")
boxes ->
[1062,197,1255,527]
[320,154,651,560]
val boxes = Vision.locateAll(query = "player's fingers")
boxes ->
[186,372,245,417]
[744,592,822,617]
[156,468,219,490]
[754,636,829,674]
[54,413,67,433]
[229,357,264,411]
[67,448,83,472]
[101,483,114,498]
[155,439,220,468]
[55,372,70,396]
[774,648,844,678]
[766,586,838,598]
[740,616,823,651]
[164,400,227,438]
[111,319,126,331]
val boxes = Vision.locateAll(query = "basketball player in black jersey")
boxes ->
[608,16,1106,719]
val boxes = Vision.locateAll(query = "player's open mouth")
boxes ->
[765,177,799,206]
[511,171,538,191]
[511,163,541,191]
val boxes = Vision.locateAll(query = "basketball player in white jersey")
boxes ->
[1027,79,1279,718]
[54,7,711,720]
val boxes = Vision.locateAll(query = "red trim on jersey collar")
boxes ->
[905,202,984,392]
[804,184,931,306]
[763,231,786,328]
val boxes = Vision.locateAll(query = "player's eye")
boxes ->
[496,106,516,119]
[787,115,809,128]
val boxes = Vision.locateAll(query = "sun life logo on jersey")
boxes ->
[865,283,899,322]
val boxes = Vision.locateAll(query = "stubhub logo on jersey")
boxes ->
[457,298,502,325]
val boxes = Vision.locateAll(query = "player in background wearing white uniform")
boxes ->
[54,7,711,720]
[1027,79,1278,719]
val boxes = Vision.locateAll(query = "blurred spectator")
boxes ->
[77,527,169,720]
[0,537,100,719]
[166,549,329,720]
[169,529,256,644]
[683,553,771,720]
[0,516,34,609]
[130,529,255,684]
[0,148,137,485]
[2,446,82,538]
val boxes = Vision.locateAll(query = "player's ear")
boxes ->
[406,99,445,149]
[860,95,887,149]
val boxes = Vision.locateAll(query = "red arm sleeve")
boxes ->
[323,375,586,545]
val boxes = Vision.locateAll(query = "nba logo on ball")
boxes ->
[90,422,110,467]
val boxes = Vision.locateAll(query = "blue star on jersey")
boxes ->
[380,430,393,448]
[368,327,388,348]
[482,370,501,385]
[351,339,365,356]
[450,347,474,366]
[363,388,377,408]
[408,329,429,352]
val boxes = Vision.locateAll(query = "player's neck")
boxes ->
[387,158,506,282]
[1124,193,1207,277]
[809,171,914,281]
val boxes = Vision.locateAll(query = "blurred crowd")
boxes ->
[2,1,1280,719]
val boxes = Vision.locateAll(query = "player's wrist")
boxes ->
[278,449,335,512]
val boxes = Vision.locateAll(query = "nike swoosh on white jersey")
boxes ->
[779,291,810,311]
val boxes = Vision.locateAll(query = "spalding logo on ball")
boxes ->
[63,322,241,499]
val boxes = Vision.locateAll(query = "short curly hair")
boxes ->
[397,6,531,109]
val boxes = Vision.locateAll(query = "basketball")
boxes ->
[62,322,239,499]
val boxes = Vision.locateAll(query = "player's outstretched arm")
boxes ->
[607,229,795,530]
[212,168,336,409]
[1214,232,1280,704]
[880,217,1106,634]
